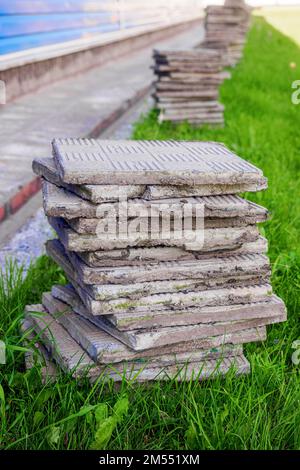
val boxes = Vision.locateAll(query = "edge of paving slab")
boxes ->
[0,87,151,225]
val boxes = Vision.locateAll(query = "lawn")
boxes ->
[1,17,300,450]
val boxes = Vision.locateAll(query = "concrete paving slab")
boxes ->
[78,237,268,267]
[24,304,251,380]
[52,138,266,186]
[49,284,286,351]
[41,179,268,220]
[52,240,270,285]
[42,292,243,364]
[48,216,260,252]
[26,300,266,364]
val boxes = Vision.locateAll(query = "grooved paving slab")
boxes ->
[42,179,268,220]
[20,319,58,382]
[51,284,284,332]
[63,282,272,315]
[25,129,286,380]
[52,138,267,186]
[49,285,286,351]
[202,2,251,67]
[42,293,244,363]
[33,157,147,204]
[33,157,266,201]
[48,215,260,252]
[68,214,265,235]
[32,298,267,362]
[46,239,269,306]
[49,238,270,285]
[78,236,268,267]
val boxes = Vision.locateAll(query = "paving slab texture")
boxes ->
[24,304,251,381]
[0,23,203,224]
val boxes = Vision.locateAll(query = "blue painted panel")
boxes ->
[0,1,115,14]
[0,1,200,55]
[0,23,121,54]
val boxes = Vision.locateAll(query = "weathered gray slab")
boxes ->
[42,293,244,364]
[154,65,223,74]
[97,354,250,382]
[26,303,268,363]
[78,237,268,267]
[52,235,269,285]
[68,214,264,235]
[80,245,195,266]
[159,70,231,82]
[49,216,260,252]
[143,181,268,197]
[154,105,223,114]
[69,248,270,286]
[46,239,269,307]
[35,158,265,203]
[50,286,286,351]
[155,100,224,109]
[104,296,283,331]
[24,305,95,376]
[155,90,219,99]
[52,283,284,331]
[33,157,146,203]
[65,283,272,315]
[159,110,223,118]
[40,297,267,360]
[25,304,251,381]
[153,47,223,58]
[20,318,58,382]
[52,138,267,186]
[42,180,268,220]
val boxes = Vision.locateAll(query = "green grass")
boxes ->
[1,17,300,450]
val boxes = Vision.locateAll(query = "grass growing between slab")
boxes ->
[1,17,300,450]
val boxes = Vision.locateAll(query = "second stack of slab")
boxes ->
[202,0,251,66]
[152,48,230,125]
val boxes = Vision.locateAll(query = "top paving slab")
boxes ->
[52,138,266,186]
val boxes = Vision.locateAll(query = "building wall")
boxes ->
[0,0,204,55]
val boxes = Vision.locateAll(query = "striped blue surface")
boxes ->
[0,1,201,55]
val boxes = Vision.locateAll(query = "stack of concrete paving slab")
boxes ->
[25,138,286,383]
[202,0,251,67]
[152,48,229,125]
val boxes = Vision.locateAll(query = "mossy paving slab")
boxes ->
[24,304,251,381]
[49,284,286,351]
